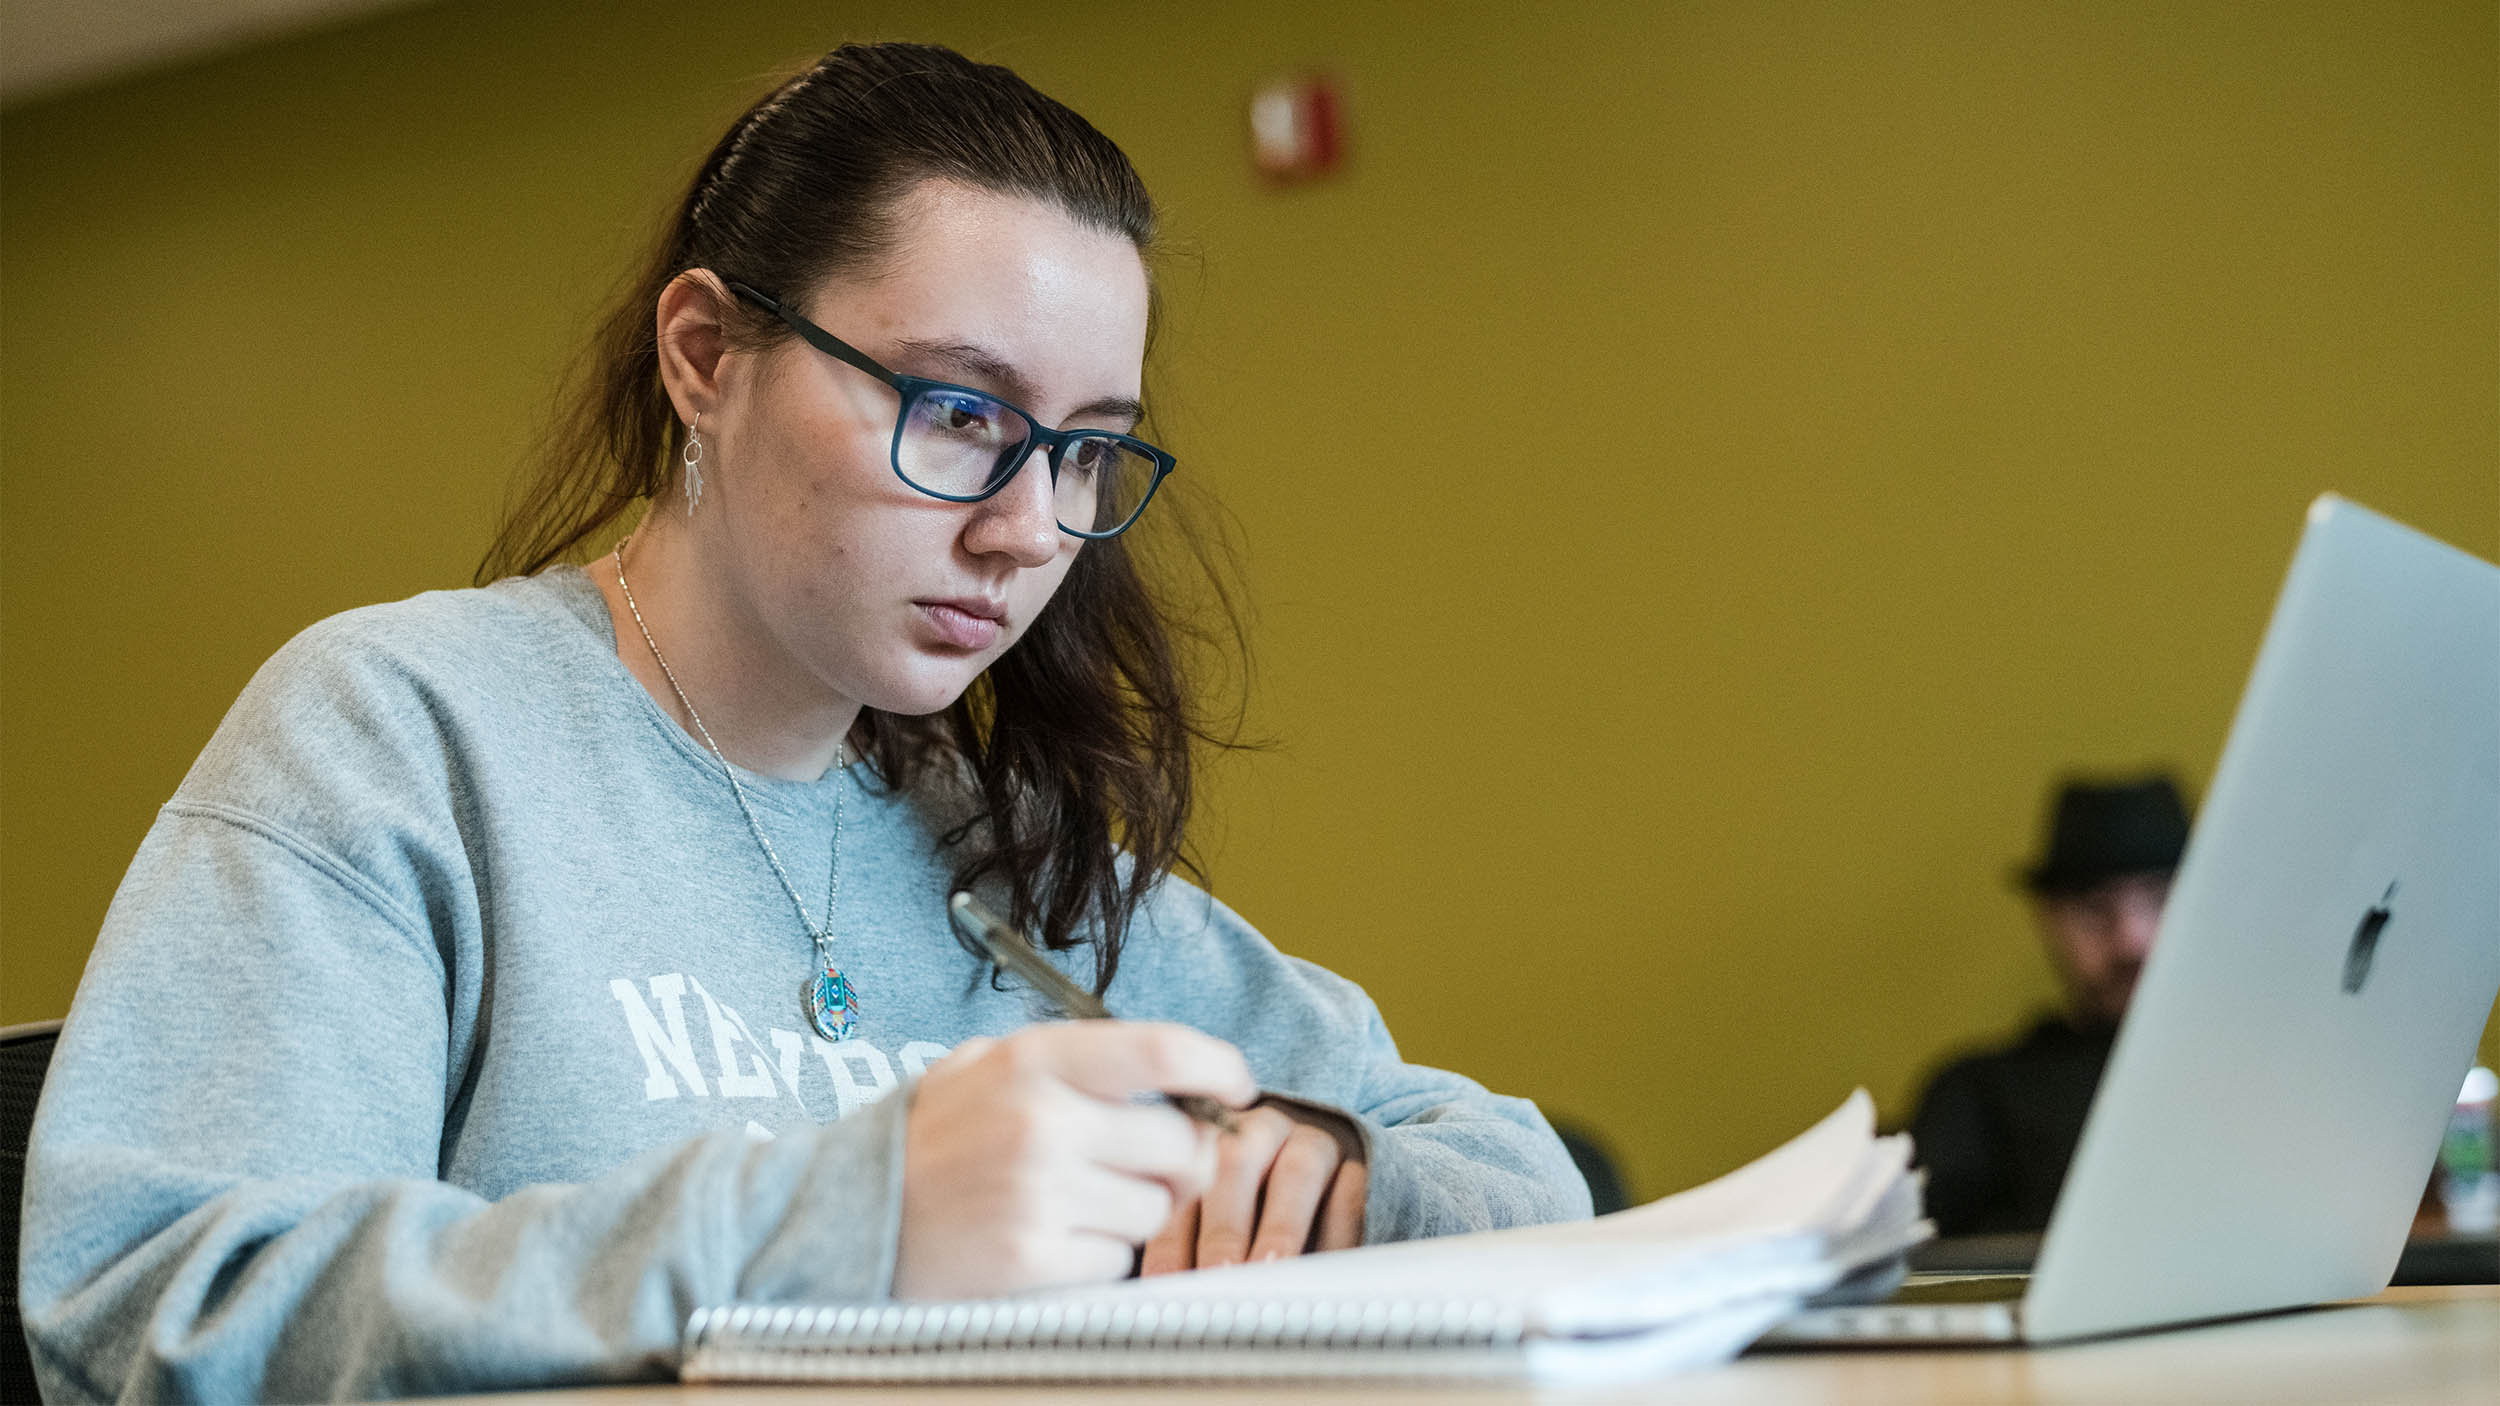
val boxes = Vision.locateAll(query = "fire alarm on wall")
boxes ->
[1248,72,1345,183]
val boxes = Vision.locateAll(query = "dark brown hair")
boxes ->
[480,43,1247,992]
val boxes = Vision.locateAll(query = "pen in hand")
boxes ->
[948,890,1242,1134]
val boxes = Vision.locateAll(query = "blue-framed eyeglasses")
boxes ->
[725,280,1176,539]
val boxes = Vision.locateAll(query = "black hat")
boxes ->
[2019,775,2192,895]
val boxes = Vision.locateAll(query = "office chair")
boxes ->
[3,1019,62,1405]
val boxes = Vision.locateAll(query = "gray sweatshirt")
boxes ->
[19,567,1590,1403]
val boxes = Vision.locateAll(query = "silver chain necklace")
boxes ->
[612,542,863,1042]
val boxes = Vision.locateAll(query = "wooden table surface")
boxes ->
[416,1284,2500,1405]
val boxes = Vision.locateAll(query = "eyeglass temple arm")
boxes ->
[722,275,1175,490]
[722,279,903,390]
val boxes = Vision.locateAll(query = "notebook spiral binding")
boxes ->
[682,1297,1535,1383]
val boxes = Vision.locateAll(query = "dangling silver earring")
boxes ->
[682,411,706,514]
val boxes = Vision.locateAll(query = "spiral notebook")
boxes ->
[680,1090,1926,1386]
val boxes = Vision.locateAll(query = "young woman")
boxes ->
[21,43,1588,1402]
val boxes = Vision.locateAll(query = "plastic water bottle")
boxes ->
[2440,1066,2499,1234]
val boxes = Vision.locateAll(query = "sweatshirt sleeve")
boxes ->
[19,805,910,1404]
[1113,885,1595,1245]
[18,594,927,1404]
[1335,996,1598,1243]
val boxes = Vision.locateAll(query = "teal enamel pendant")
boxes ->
[806,966,862,1042]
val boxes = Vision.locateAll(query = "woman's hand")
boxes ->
[894,1022,1256,1299]
[1137,1105,1367,1275]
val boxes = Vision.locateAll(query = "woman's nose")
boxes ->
[963,452,1060,567]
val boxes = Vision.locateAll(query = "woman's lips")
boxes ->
[917,599,1003,650]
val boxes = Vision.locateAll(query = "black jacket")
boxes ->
[1910,1016,2115,1235]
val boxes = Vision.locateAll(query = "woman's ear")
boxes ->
[655,269,736,425]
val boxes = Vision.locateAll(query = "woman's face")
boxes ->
[705,179,1151,718]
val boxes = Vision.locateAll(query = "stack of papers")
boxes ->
[682,1090,1926,1386]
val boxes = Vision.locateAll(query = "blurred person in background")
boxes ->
[1911,775,2192,1235]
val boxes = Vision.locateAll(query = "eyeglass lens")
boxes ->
[900,387,1159,535]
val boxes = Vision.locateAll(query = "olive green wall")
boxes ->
[4,0,2493,1199]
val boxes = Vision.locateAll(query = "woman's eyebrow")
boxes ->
[888,337,1144,426]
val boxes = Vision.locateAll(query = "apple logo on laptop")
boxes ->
[2341,881,2398,994]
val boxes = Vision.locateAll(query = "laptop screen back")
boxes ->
[2024,496,2500,1342]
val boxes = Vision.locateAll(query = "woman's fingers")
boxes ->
[1139,1197,1200,1276]
[1083,1100,1221,1200]
[896,1022,1253,1299]
[1243,1123,1343,1262]
[896,1023,1373,1298]
[1193,1107,1296,1269]
[1064,1163,1180,1244]
[1146,1134,1363,1276]
[1315,1158,1368,1251]
[998,1230,1139,1294]
[1024,1021,1257,1109]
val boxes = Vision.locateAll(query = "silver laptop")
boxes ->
[1769,494,2500,1346]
